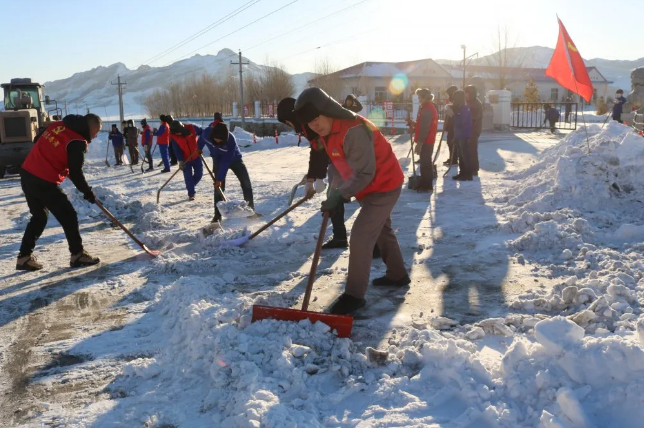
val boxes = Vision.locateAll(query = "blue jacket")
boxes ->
[453,105,472,141]
[108,130,125,147]
[209,132,242,181]
[198,123,216,155]
[612,96,626,117]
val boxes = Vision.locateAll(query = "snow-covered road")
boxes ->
[0,123,642,427]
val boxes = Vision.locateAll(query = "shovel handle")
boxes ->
[200,154,228,202]
[95,200,145,247]
[248,194,313,241]
[302,211,330,311]
[156,168,182,203]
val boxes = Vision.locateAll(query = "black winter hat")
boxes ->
[166,114,174,123]
[214,112,222,121]
[140,118,147,126]
[159,114,166,122]
[210,122,229,142]
[452,90,466,106]
[169,120,185,134]
[464,85,478,98]
[277,97,319,141]
[294,87,355,124]
[446,85,459,101]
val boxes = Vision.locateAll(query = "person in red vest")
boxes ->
[169,120,203,201]
[153,115,171,173]
[141,118,154,172]
[408,88,438,192]
[294,87,408,315]
[17,114,102,271]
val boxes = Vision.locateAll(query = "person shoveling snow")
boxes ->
[200,122,257,227]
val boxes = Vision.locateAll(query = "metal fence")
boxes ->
[511,102,578,129]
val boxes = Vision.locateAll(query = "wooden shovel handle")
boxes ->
[301,211,330,311]
[200,154,227,202]
[95,200,145,247]
[248,194,313,241]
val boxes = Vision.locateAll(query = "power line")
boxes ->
[165,0,301,66]
[137,0,261,68]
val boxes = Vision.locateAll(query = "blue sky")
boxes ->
[1,0,643,84]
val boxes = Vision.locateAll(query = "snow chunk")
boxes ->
[534,317,584,355]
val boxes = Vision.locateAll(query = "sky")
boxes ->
[1,0,643,84]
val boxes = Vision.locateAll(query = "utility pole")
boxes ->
[461,45,466,89]
[231,50,249,126]
[64,101,68,116]
[110,74,127,123]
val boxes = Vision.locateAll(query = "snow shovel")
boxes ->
[156,168,182,203]
[95,200,160,257]
[216,194,313,247]
[104,140,111,167]
[407,133,420,190]
[200,154,256,219]
[251,211,353,337]
[288,176,307,206]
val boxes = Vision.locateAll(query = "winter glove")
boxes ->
[153,128,158,133]
[83,188,96,204]
[321,188,347,212]
[178,161,186,170]
[215,180,222,188]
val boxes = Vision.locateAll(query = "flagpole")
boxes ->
[573,80,591,153]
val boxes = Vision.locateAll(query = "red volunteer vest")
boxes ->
[173,134,199,161]
[324,116,403,200]
[156,121,170,145]
[141,124,152,146]
[415,102,439,145]
[22,121,88,184]
[185,124,198,137]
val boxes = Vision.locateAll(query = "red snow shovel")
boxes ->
[96,200,161,257]
[251,211,354,338]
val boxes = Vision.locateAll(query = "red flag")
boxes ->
[545,18,593,102]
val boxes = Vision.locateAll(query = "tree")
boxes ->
[523,78,540,103]
[485,24,525,90]
[310,58,344,101]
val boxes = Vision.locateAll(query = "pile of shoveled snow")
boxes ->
[498,122,643,251]
[54,277,642,428]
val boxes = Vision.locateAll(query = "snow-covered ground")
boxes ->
[0,123,642,427]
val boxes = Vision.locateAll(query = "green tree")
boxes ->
[523,77,540,104]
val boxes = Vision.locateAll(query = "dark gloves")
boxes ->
[321,188,348,212]
[84,187,96,204]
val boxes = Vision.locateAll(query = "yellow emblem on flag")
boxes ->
[567,41,578,52]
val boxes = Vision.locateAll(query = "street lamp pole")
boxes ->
[461,45,466,89]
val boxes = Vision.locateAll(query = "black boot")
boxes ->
[455,174,473,181]
[322,237,348,249]
[372,275,411,287]
[328,293,366,315]
[70,250,100,268]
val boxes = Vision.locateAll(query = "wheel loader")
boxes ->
[0,78,61,178]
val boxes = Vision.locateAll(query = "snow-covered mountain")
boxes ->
[437,46,643,91]
[41,49,315,119]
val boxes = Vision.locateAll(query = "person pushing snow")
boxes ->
[170,120,203,201]
[293,87,409,315]
[200,122,255,226]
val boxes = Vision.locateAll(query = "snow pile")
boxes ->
[499,122,643,250]
[233,127,302,152]
[91,277,643,428]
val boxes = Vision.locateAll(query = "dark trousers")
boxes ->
[330,203,347,240]
[113,145,124,164]
[419,143,434,188]
[145,146,153,169]
[456,137,473,177]
[213,160,254,221]
[548,119,556,132]
[470,134,480,173]
[19,170,83,257]
[127,143,138,164]
[169,146,178,165]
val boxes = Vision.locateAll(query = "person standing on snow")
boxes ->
[407,88,437,192]
[141,118,154,172]
[542,103,560,133]
[612,89,627,122]
[153,115,172,173]
[343,94,363,113]
[170,120,203,201]
[202,122,255,225]
[278,97,381,258]
[108,124,125,166]
[123,119,139,164]
[16,114,102,271]
[465,85,483,176]
[451,90,473,181]
[198,112,224,171]
[443,85,459,166]
[294,87,408,315]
